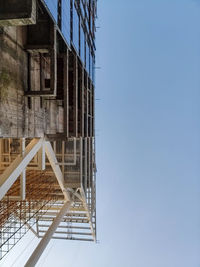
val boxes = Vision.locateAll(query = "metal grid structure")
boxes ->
[0,171,59,259]
[0,138,96,264]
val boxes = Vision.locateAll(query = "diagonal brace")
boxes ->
[45,141,70,201]
[0,138,44,201]
[24,200,72,267]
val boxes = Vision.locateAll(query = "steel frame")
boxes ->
[0,137,96,262]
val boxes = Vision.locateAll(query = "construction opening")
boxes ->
[0,0,97,265]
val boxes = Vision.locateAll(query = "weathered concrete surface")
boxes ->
[0,0,36,26]
[0,27,27,137]
[0,26,64,138]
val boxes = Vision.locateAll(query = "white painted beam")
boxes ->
[80,187,96,242]
[45,141,70,201]
[14,213,39,238]
[38,142,45,170]
[20,170,26,200]
[20,138,26,200]
[24,200,72,267]
[0,138,44,201]
[56,138,77,166]
[26,223,40,238]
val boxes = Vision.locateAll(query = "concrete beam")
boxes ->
[0,0,36,26]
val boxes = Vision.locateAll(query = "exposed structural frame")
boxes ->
[0,137,96,264]
[25,200,72,267]
[0,0,98,263]
[0,139,44,201]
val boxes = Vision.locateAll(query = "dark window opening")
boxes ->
[45,79,50,88]
[28,97,32,109]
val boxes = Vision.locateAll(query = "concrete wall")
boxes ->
[0,26,63,138]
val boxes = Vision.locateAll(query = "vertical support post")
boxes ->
[39,53,45,92]
[20,138,26,200]
[8,139,11,164]
[82,67,85,136]
[88,137,91,210]
[80,137,83,185]
[36,215,39,236]
[92,85,94,137]
[73,137,77,164]
[90,82,93,137]
[0,139,2,170]
[64,49,69,137]
[38,142,45,171]
[0,233,2,260]
[24,201,72,267]
[27,53,31,92]
[62,140,65,176]
[84,138,87,193]
[86,75,88,137]
[91,137,95,214]
[50,24,57,95]
[73,55,78,137]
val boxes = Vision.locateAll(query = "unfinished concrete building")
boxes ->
[0,0,97,265]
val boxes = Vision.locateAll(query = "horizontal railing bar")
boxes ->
[39,230,92,236]
[36,212,88,217]
[38,236,94,242]
[38,224,90,230]
[37,217,89,223]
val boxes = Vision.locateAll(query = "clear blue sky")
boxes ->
[1,0,200,266]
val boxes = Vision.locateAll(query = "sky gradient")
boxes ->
[1,0,200,266]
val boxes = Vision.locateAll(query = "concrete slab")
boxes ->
[0,0,36,26]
